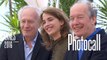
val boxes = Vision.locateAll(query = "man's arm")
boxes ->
[90,35,107,60]
[0,41,8,60]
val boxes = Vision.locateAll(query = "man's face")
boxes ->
[20,8,39,37]
[69,4,96,38]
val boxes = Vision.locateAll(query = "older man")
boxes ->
[0,6,50,60]
[65,1,107,60]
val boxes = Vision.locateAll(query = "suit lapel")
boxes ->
[71,50,78,60]
[70,45,78,60]
[81,51,92,60]
[31,33,42,60]
[80,30,104,60]
[16,34,25,60]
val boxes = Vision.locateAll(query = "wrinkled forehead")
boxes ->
[71,3,89,12]
[18,6,40,21]
[22,8,38,16]
[21,8,39,21]
[70,3,90,16]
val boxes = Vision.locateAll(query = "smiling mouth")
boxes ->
[73,25,83,32]
[23,30,31,32]
[46,27,52,32]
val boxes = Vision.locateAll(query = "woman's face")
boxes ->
[42,13,64,37]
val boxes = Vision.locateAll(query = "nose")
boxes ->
[24,21,29,28]
[43,21,50,28]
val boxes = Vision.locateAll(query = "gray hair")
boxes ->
[70,0,97,18]
[18,5,42,20]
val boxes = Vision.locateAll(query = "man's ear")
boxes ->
[91,16,96,25]
[19,22,22,33]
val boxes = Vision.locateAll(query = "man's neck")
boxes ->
[24,36,35,49]
[84,28,96,39]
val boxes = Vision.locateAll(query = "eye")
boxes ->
[48,18,53,21]
[42,20,46,25]
[77,16,84,19]
[20,20,25,23]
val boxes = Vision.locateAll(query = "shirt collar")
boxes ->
[23,31,39,46]
[86,28,101,40]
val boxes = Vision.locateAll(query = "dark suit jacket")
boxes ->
[0,32,50,60]
[65,29,107,60]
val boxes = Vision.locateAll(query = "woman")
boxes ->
[40,7,70,60]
